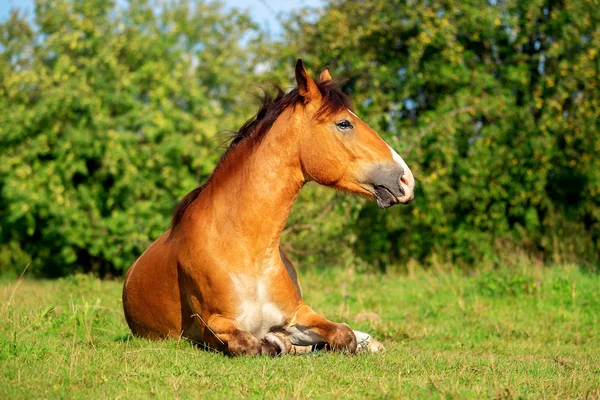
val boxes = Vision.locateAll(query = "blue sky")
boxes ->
[0,0,324,35]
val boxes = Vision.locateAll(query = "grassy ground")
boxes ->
[1,264,599,399]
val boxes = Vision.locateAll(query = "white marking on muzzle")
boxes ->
[348,108,414,190]
[387,144,412,179]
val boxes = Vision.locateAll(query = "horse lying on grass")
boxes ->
[122,60,415,356]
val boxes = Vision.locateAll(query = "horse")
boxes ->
[122,60,415,356]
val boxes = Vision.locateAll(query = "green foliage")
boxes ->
[474,269,539,297]
[1,0,599,276]
[284,0,600,269]
[0,0,263,276]
[1,265,599,398]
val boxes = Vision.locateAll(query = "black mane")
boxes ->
[170,81,351,233]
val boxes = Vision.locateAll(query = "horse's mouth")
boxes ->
[373,185,402,209]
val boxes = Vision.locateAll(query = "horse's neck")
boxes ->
[193,115,304,261]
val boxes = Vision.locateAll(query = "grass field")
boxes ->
[1,264,599,399]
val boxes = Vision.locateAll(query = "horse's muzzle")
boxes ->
[367,164,415,209]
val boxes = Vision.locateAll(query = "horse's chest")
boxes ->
[230,275,286,338]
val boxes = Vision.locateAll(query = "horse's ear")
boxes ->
[295,59,320,102]
[319,67,333,83]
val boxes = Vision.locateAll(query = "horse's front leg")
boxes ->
[287,304,357,353]
[204,315,287,356]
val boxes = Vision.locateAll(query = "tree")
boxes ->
[0,0,264,276]
[283,0,600,268]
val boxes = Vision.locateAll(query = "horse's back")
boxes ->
[122,231,183,339]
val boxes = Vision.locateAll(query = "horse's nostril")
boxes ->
[400,174,410,187]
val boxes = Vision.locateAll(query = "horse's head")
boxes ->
[294,60,415,208]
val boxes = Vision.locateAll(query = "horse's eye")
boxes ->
[336,120,353,131]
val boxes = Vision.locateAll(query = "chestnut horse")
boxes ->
[122,60,415,356]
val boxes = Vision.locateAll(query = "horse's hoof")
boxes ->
[290,344,314,355]
[354,330,386,354]
[365,338,386,353]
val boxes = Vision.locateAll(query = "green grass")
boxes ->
[1,264,599,399]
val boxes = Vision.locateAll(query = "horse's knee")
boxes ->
[226,330,261,356]
[226,330,290,357]
[327,323,357,353]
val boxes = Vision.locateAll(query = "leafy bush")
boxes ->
[286,0,600,269]
[1,0,598,277]
[0,0,261,276]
